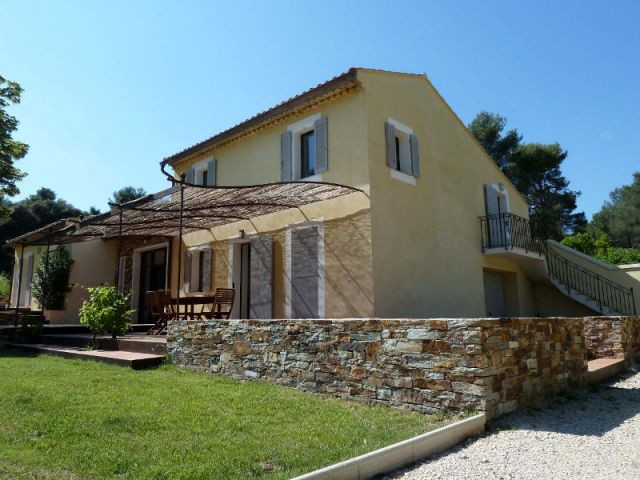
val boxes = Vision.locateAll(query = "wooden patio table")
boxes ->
[171,294,217,320]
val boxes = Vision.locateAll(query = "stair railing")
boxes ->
[546,247,637,316]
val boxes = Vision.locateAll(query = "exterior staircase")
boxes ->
[480,212,638,316]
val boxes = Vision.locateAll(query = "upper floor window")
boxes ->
[385,118,420,181]
[184,159,217,187]
[300,130,316,178]
[280,113,328,182]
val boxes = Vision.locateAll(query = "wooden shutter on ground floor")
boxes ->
[314,116,328,174]
[291,226,320,319]
[183,251,192,293]
[385,121,397,169]
[202,247,212,292]
[249,235,273,319]
[280,131,293,181]
[24,255,34,301]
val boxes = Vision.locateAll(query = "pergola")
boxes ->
[7,165,363,326]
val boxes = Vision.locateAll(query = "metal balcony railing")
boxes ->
[479,212,546,255]
[479,212,637,315]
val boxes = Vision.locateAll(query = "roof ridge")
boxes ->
[163,68,360,167]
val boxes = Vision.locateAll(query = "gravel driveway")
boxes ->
[386,370,640,480]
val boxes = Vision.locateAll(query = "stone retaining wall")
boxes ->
[584,316,640,364]
[168,317,592,418]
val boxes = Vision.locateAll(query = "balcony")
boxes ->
[479,212,546,256]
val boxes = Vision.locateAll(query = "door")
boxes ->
[138,248,167,322]
[485,185,510,248]
[238,242,250,319]
[483,270,507,317]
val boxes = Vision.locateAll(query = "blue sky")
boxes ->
[2,0,639,218]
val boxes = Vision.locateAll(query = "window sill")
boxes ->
[390,169,416,185]
[296,174,323,182]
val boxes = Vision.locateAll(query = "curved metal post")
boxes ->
[14,244,25,328]
[176,175,186,322]
[113,207,123,287]
[41,233,52,316]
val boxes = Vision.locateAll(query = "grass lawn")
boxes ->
[0,350,464,480]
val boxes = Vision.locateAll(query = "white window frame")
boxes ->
[190,158,211,186]
[186,244,210,293]
[287,113,322,182]
[387,117,417,185]
[284,219,325,319]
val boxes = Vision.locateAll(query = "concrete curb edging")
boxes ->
[291,413,486,480]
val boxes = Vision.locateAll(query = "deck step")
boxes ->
[11,343,165,369]
[39,334,167,355]
[588,357,626,384]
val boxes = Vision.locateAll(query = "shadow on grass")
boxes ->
[0,347,40,359]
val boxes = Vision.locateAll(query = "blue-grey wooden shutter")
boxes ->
[183,251,192,293]
[202,248,212,291]
[249,235,273,319]
[385,122,396,169]
[185,168,195,184]
[206,159,217,186]
[291,226,320,318]
[314,116,328,174]
[409,134,420,178]
[280,131,293,181]
[25,255,34,304]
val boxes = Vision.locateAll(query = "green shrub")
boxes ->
[32,247,73,310]
[561,232,596,255]
[595,247,640,265]
[79,286,133,339]
[0,273,11,297]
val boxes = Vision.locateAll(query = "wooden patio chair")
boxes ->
[202,288,235,320]
[146,290,175,335]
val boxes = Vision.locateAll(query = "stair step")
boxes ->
[588,357,626,384]
[11,343,165,369]
[39,334,167,355]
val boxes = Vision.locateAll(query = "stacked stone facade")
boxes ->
[168,317,599,418]
[584,316,640,364]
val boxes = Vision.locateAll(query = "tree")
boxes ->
[0,75,28,217]
[468,112,586,240]
[0,188,85,274]
[589,172,640,248]
[468,111,521,170]
[31,247,73,310]
[110,186,146,205]
[507,143,586,240]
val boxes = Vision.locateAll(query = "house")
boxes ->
[7,68,640,323]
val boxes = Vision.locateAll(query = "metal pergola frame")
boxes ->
[7,163,364,322]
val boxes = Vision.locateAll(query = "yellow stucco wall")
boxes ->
[358,69,533,317]
[11,69,605,321]
[10,239,115,324]
[173,89,371,193]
